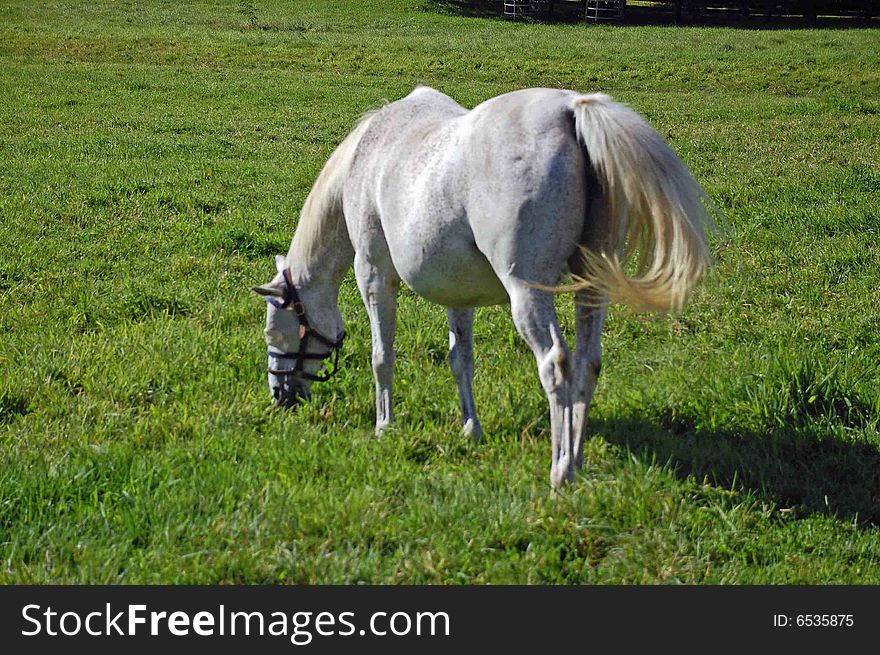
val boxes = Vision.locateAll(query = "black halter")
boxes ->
[266,268,345,383]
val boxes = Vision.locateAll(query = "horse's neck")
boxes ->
[285,108,375,320]
[287,214,353,319]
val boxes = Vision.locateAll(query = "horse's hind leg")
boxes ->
[570,180,609,469]
[447,307,483,441]
[572,292,607,470]
[508,284,576,489]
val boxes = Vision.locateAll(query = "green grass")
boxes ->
[1,0,879,583]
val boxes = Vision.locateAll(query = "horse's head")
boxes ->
[251,255,346,408]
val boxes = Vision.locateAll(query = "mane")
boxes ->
[289,109,380,263]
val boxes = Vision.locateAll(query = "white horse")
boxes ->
[253,87,713,489]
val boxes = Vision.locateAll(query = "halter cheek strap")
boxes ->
[267,268,345,383]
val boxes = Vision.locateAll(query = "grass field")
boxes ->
[1,0,879,583]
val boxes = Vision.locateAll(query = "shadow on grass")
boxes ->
[592,413,880,525]
[623,4,880,29]
[421,0,504,18]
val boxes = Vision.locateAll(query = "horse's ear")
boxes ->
[252,255,288,298]
[251,279,285,298]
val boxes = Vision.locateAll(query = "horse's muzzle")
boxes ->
[271,377,311,408]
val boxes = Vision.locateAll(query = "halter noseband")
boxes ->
[266,268,345,383]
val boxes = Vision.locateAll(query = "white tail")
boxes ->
[567,93,714,312]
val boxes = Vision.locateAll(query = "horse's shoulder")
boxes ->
[356,87,464,151]
[406,85,449,100]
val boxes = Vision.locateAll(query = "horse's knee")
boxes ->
[448,322,475,376]
[448,348,462,377]
[578,356,601,385]
[448,342,468,378]
[372,349,394,379]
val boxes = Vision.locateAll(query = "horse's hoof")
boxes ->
[463,419,483,442]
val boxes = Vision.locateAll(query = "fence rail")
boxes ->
[500,0,876,20]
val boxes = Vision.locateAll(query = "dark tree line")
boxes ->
[673,0,876,19]
[434,0,877,20]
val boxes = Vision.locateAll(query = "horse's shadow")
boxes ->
[589,412,880,525]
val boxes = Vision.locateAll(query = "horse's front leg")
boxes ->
[447,307,483,441]
[354,254,399,435]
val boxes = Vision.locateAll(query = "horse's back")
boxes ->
[345,87,590,305]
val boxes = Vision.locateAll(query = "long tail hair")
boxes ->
[566,93,715,312]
